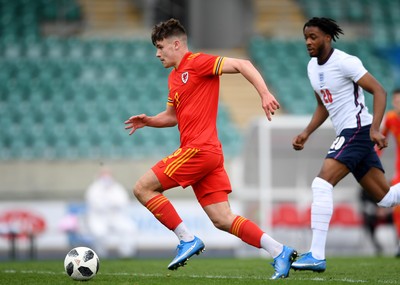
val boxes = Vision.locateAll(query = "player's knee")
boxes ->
[378,185,400,208]
[133,179,159,205]
[132,181,145,200]
[210,215,233,232]
[209,216,229,231]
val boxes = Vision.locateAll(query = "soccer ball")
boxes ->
[64,246,100,281]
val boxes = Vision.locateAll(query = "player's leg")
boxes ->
[392,205,400,256]
[145,148,223,270]
[294,125,379,272]
[359,168,400,208]
[134,169,185,236]
[292,158,349,272]
[359,167,400,256]
[390,177,400,257]
[134,166,201,270]
[201,199,297,280]
[195,160,297,281]
[359,168,391,202]
[359,190,383,255]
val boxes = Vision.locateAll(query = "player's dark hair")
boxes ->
[393,88,400,95]
[151,18,187,46]
[303,17,343,41]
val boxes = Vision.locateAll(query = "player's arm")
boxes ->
[357,72,388,149]
[124,104,177,135]
[221,57,280,121]
[376,116,390,155]
[292,92,329,150]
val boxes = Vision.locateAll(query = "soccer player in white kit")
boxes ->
[292,17,400,272]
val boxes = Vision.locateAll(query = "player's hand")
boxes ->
[124,114,147,135]
[262,93,280,121]
[292,133,308,151]
[370,129,388,150]
[374,144,383,156]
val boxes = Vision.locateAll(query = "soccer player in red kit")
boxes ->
[378,88,400,256]
[124,18,297,279]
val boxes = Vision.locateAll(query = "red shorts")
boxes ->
[152,147,232,207]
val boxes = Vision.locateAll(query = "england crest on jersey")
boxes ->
[319,72,325,88]
[182,72,189,83]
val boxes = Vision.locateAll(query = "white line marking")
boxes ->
[1,269,398,284]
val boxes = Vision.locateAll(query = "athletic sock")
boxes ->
[393,206,400,238]
[260,233,284,258]
[145,194,182,231]
[309,177,333,260]
[377,183,400,208]
[173,222,195,242]
[230,216,282,257]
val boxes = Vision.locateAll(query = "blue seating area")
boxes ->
[0,0,82,41]
[298,0,400,46]
[298,0,367,23]
[4,0,400,160]
[248,0,400,114]
[249,38,397,115]
[249,39,314,114]
[0,0,242,161]
[0,38,242,160]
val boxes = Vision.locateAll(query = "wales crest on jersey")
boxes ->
[182,72,189,83]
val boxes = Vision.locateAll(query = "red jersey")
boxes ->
[382,110,400,184]
[167,52,225,153]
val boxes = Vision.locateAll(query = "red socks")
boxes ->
[230,216,263,248]
[145,194,182,231]
[146,196,263,249]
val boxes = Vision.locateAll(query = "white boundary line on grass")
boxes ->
[1,270,399,284]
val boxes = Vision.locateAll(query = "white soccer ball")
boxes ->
[64,246,100,281]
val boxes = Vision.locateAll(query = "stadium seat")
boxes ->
[0,209,46,259]
[0,37,241,160]
[331,204,363,227]
[347,1,365,21]
[272,203,305,227]
[249,33,397,115]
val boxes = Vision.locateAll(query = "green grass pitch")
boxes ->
[0,256,399,284]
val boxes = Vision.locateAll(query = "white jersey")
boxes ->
[307,48,372,135]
